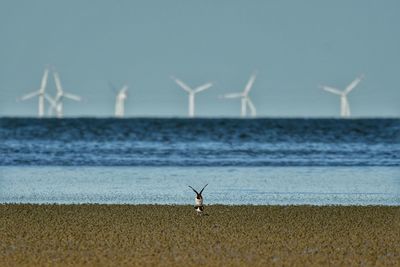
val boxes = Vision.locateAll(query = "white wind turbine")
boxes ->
[320,75,364,118]
[222,72,257,117]
[171,76,213,117]
[18,67,53,117]
[110,84,129,118]
[51,69,82,118]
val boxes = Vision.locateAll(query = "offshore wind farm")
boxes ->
[0,1,399,266]
[12,66,371,119]
[1,2,399,119]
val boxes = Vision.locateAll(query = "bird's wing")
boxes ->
[199,184,208,195]
[188,185,199,195]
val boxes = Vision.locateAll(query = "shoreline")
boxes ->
[1,204,399,266]
[0,202,400,209]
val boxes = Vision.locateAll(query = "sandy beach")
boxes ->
[1,204,399,266]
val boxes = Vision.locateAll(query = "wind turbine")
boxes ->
[51,69,81,118]
[171,76,213,117]
[18,67,53,117]
[222,72,257,117]
[110,83,129,118]
[320,75,364,118]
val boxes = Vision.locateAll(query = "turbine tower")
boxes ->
[171,76,213,117]
[222,72,257,117]
[51,69,81,118]
[18,67,53,117]
[112,84,129,118]
[320,75,364,118]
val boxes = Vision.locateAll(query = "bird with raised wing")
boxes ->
[188,184,208,215]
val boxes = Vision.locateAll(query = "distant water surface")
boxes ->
[1,118,399,205]
[1,118,399,166]
[1,166,398,205]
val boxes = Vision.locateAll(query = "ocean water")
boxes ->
[1,118,399,166]
[0,118,399,205]
[1,166,399,205]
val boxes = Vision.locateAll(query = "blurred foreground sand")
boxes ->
[1,205,399,266]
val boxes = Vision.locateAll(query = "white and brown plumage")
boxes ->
[188,184,208,215]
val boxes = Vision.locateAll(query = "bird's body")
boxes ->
[189,184,208,216]
[195,197,203,206]
[194,205,204,215]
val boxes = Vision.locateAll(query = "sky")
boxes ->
[0,0,399,118]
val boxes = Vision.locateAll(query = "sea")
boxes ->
[0,118,399,205]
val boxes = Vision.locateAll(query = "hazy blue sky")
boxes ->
[0,0,399,117]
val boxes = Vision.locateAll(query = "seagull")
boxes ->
[188,184,208,216]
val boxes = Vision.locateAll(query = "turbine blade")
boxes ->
[44,94,56,107]
[39,68,49,93]
[194,83,213,93]
[20,90,40,101]
[46,93,57,116]
[223,93,243,98]
[64,93,81,101]
[345,75,363,94]
[244,72,257,94]
[120,85,129,94]
[53,70,63,93]
[171,76,192,93]
[321,86,342,95]
[246,97,257,116]
[54,94,62,102]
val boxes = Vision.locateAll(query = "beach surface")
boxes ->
[1,204,399,266]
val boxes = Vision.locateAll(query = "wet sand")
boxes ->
[1,205,399,266]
